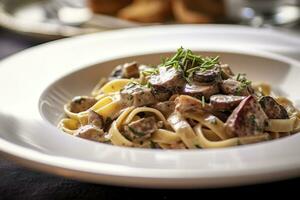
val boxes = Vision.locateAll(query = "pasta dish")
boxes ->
[59,48,300,149]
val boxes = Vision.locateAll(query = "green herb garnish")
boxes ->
[145,82,152,88]
[250,115,256,126]
[150,141,156,149]
[235,73,252,95]
[142,68,159,76]
[236,73,241,81]
[128,126,145,137]
[161,47,220,83]
[201,96,205,107]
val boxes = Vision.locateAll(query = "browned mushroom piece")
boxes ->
[192,65,222,83]
[149,67,185,101]
[70,96,97,113]
[120,83,157,107]
[88,110,104,129]
[175,95,206,114]
[109,62,140,80]
[151,101,175,117]
[74,125,104,142]
[123,116,158,142]
[220,64,235,79]
[210,95,245,111]
[220,79,253,96]
[122,62,139,78]
[182,82,219,100]
[259,96,289,119]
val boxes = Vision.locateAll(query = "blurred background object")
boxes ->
[226,0,300,27]
[0,0,299,40]
[89,0,132,15]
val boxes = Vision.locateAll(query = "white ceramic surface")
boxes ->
[0,25,300,188]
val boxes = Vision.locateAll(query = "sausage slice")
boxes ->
[225,96,268,137]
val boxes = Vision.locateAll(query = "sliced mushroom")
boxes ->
[123,116,158,142]
[88,110,104,129]
[70,96,97,113]
[151,101,175,117]
[120,83,157,107]
[175,95,207,114]
[74,125,104,142]
[183,82,219,100]
[122,62,139,78]
[193,65,221,83]
[109,62,140,80]
[210,95,245,111]
[259,96,289,119]
[220,79,252,96]
[149,67,185,93]
[220,64,234,79]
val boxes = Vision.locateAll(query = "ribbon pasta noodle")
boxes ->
[58,48,300,149]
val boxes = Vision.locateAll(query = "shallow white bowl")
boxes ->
[0,25,300,188]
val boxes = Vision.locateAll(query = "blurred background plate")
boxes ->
[0,0,139,40]
[1,0,299,41]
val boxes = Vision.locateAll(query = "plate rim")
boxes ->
[1,25,300,187]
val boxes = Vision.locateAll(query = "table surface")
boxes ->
[0,28,299,199]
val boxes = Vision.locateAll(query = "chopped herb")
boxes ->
[250,115,256,127]
[201,96,205,107]
[145,82,152,88]
[160,47,220,83]
[126,81,139,89]
[236,73,241,81]
[128,94,133,100]
[142,68,159,76]
[106,117,112,123]
[235,73,252,95]
[128,126,145,137]
[236,73,252,86]
[150,141,156,149]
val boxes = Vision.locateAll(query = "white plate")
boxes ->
[0,25,300,188]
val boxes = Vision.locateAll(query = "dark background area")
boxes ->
[0,27,299,199]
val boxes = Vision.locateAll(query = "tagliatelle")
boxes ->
[100,79,131,94]
[193,124,239,148]
[58,118,79,134]
[185,113,229,140]
[265,117,296,132]
[168,112,198,148]
[58,48,300,149]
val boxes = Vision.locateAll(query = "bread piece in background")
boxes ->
[88,0,133,15]
[117,0,172,23]
[172,0,225,23]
